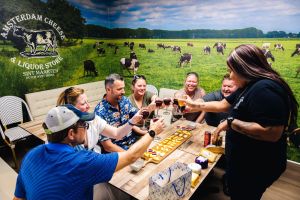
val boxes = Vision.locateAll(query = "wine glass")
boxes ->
[163,97,171,115]
[155,98,163,117]
[178,99,186,120]
[141,109,150,130]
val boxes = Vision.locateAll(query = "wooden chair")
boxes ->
[0,96,33,169]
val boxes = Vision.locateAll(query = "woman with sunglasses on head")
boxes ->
[184,44,298,200]
[128,75,157,133]
[57,87,143,153]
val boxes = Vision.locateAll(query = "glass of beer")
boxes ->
[178,99,186,120]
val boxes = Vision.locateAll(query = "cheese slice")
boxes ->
[191,172,200,188]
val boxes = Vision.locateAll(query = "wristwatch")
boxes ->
[227,117,234,128]
[148,130,156,138]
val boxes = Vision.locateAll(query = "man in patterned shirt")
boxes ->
[95,73,143,152]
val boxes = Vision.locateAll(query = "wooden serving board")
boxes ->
[143,130,192,164]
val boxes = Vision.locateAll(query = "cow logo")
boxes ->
[0,13,66,79]
[12,25,58,58]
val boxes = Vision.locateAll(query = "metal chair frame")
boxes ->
[0,96,33,169]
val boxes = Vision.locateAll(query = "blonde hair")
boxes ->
[57,87,85,106]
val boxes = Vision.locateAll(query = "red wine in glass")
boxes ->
[155,99,163,107]
[142,110,150,119]
[173,98,179,106]
[163,98,171,115]
[163,98,171,106]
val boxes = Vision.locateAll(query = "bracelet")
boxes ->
[128,120,135,126]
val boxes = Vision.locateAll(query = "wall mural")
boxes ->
[0,0,300,161]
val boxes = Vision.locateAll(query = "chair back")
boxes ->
[0,96,33,127]
[159,88,178,99]
[146,84,159,96]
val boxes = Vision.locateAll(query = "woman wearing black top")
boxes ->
[184,44,298,200]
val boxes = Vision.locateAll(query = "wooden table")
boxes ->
[109,120,223,200]
[19,119,47,142]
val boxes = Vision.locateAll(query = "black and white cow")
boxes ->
[129,42,134,50]
[203,46,211,55]
[120,58,140,75]
[148,49,155,53]
[97,48,105,55]
[274,43,284,51]
[178,53,192,68]
[157,43,165,49]
[262,49,275,62]
[124,42,129,47]
[187,42,194,47]
[172,46,181,53]
[114,46,119,54]
[13,26,56,54]
[130,51,137,59]
[213,42,226,49]
[262,43,271,50]
[291,44,300,57]
[139,44,146,49]
[84,60,98,76]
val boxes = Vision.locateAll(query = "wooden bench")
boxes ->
[25,81,105,120]
[0,157,18,200]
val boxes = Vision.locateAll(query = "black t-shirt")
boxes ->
[225,79,288,183]
[203,90,228,126]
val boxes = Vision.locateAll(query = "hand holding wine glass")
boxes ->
[154,98,163,117]
[141,108,150,130]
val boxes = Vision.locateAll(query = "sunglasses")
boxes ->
[133,74,146,80]
[77,122,89,130]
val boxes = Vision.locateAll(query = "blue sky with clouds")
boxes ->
[68,0,300,33]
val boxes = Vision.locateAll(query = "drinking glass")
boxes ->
[155,98,163,117]
[141,109,150,130]
[178,99,186,120]
[163,97,171,115]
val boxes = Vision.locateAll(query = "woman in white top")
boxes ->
[57,87,142,152]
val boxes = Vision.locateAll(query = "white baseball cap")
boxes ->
[45,105,95,134]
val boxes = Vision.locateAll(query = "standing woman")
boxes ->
[57,87,142,152]
[185,44,298,200]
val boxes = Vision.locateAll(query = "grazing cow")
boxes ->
[187,42,194,47]
[291,47,300,57]
[262,43,271,49]
[99,41,104,45]
[124,42,129,47]
[178,53,192,68]
[139,44,146,49]
[129,42,134,50]
[274,44,284,51]
[97,47,105,55]
[262,49,275,62]
[172,46,181,53]
[83,60,98,76]
[157,43,165,49]
[130,51,137,60]
[148,49,155,53]
[114,46,119,54]
[213,42,226,49]
[203,46,211,55]
[120,58,140,75]
[107,43,116,48]
[13,26,56,54]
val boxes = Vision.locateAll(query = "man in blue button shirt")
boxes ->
[14,105,164,200]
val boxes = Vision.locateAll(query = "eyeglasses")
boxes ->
[77,122,89,130]
[133,74,146,81]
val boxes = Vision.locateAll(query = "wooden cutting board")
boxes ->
[143,130,192,164]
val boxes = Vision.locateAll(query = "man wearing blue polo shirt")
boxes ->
[14,105,164,200]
